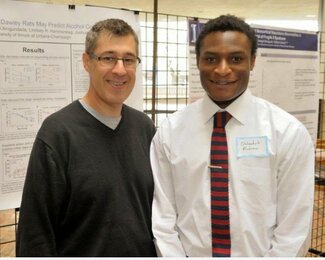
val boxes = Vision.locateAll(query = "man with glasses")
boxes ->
[16,19,157,257]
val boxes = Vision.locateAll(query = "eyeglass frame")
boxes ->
[88,52,141,69]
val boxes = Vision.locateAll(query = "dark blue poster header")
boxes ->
[188,19,205,46]
[188,19,318,51]
[254,28,318,51]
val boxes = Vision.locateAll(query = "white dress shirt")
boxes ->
[150,89,315,257]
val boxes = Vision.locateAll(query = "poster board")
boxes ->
[0,0,142,210]
[188,18,319,143]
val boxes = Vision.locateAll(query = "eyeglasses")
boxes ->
[89,53,141,69]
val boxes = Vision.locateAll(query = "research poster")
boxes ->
[188,19,319,143]
[0,0,142,210]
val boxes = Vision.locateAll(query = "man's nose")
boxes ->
[214,60,231,76]
[111,59,127,75]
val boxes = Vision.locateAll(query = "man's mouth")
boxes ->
[210,79,236,85]
[109,80,127,88]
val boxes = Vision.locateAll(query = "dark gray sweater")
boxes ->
[16,101,157,257]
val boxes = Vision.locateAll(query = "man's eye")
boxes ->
[101,57,115,62]
[231,56,242,63]
[123,58,135,64]
[206,57,217,63]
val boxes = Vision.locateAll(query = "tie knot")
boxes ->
[214,111,232,128]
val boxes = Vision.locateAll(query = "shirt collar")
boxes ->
[201,88,253,125]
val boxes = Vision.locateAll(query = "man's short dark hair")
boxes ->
[195,14,258,58]
[85,18,139,55]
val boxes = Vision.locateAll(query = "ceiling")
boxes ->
[22,0,321,28]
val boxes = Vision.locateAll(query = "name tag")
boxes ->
[236,136,269,158]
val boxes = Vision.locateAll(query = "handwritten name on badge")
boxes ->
[236,136,269,158]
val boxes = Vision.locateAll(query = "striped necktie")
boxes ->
[210,111,232,257]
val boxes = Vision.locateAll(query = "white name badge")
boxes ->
[236,136,269,158]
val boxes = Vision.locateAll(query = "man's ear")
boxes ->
[196,56,200,69]
[250,54,256,71]
[82,52,90,73]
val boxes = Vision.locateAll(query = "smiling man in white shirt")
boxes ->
[150,14,315,257]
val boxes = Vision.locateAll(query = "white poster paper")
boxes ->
[188,19,319,143]
[0,0,142,210]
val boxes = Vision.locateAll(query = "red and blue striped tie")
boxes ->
[210,111,232,257]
